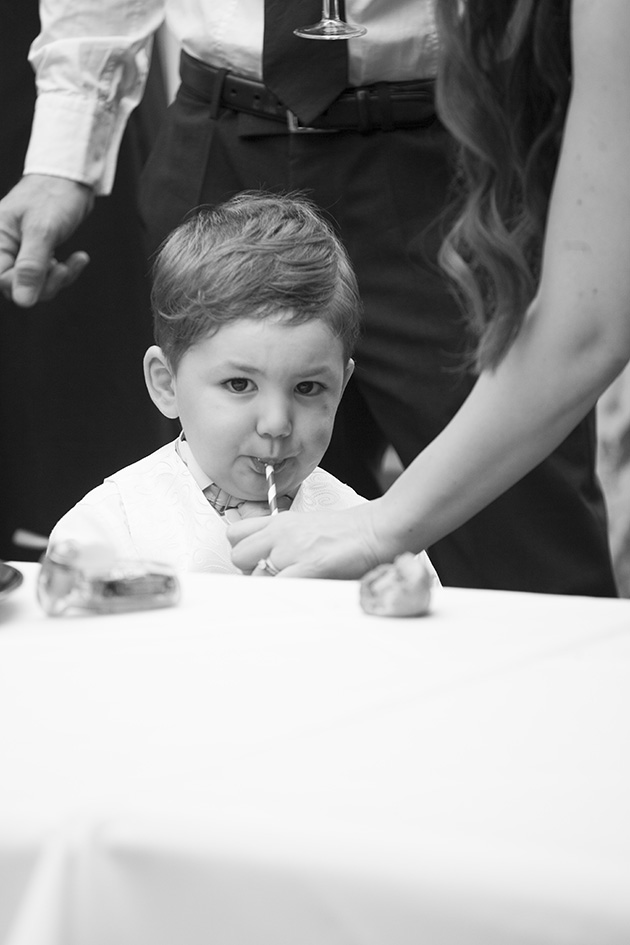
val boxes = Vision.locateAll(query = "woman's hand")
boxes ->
[227,500,392,579]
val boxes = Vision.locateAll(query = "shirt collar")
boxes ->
[176,432,298,512]
[176,433,213,491]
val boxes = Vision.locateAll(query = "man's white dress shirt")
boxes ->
[26,0,438,193]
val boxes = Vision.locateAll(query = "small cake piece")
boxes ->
[360,552,433,617]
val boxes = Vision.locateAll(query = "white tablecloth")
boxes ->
[1,563,630,945]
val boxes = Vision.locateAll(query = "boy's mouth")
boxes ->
[251,456,288,475]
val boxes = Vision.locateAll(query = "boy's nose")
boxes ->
[255,398,292,439]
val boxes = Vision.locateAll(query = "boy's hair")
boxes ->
[151,192,362,369]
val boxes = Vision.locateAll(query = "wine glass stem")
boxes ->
[323,0,340,22]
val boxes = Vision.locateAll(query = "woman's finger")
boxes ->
[225,513,275,541]
[229,528,277,572]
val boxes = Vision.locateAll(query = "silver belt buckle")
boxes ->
[286,110,338,134]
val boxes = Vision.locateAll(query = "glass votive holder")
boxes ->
[37,540,180,616]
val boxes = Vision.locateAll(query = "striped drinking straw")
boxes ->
[265,464,279,515]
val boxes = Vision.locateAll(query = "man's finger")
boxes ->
[64,251,90,286]
[0,246,18,279]
[225,515,271,544]
[0,268,15,300]
[12,254,52,307]
[38,253,91,302]
[38,260,71,302]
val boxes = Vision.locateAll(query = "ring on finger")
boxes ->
[257,556,280,577]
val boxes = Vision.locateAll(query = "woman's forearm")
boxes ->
[378,306,628,554]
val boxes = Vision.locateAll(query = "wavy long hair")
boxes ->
[436,0,572,371]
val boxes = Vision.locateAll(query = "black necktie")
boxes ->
[263,0,349,125]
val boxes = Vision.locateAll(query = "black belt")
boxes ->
[180,51,436,134]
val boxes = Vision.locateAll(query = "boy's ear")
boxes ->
[341,358,355,393]
[143,345,179,419]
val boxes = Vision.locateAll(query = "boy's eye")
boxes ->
[226,378,254,393]
[295,381,323,396]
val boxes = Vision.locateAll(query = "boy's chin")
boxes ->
[220,476,268,503]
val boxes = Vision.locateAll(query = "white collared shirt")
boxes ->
[48,438,368,573]
[25,0,438,194]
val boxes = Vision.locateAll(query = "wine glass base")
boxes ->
[293,20,367,40]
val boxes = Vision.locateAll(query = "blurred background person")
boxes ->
[0,1,171,561]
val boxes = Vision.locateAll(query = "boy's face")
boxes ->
[147,315,353,501]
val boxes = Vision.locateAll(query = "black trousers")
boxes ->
[139,79,617,596]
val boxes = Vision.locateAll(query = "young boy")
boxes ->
[47,192,365,574]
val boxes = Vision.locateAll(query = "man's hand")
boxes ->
[0,174,95,307]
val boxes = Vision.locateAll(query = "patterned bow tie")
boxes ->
[203,483,293,517]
